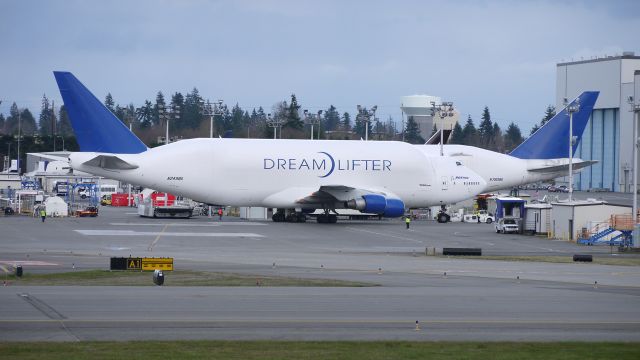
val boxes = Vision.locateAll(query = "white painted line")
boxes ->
[345,227,423,244]
[0,260,59,266]
[110,222,267,226]
[75,230,264,238]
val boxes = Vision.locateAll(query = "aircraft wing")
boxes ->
[263,185,397,208]
[296,185,394,205]
[82,155,139,170]
[528,160,597,173]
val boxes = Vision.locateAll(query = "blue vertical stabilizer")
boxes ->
[509,91,599,159]
[53,71,148,154]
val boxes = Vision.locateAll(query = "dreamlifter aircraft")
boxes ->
[54,72,597,223]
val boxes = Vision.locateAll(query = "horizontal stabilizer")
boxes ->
[82,155,138,170]
[528,160,597,173]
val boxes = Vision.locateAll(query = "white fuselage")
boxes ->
[69,139,486,208]
[420,144,582,192]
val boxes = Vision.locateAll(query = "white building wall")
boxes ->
[556,55,640,192]
[551,204,573,240]
[552,203,632,241]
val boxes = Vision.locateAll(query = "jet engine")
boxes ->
[345,194,405,217]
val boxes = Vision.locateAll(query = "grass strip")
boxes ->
[0,341,638,360]
[2,269,374,287]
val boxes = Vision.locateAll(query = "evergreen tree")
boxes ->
[104,93,115,113]
[353,111,366,138]
[0,113,5,134]
[462,115,479,146]
[284,94,303,129]
[136,100,154,128]
[5,103,37,135]
[504,122,524,152]
[324,105,340,131]
[541,105,556,127]
[385,116,397,139]
[404,116,424,144]
[230,103,245,136]
[153,91,166,126]
[531,105,555,135]
[530,124,540,136]
[38,94,54,136]
[182,87,203,129]
[169,92,185,128]
[342,112,351,130]
[58,105,73,136]
[478,106,493,148]
[491,122,504,152]
[450,121,464,144]
[18,108,37,135]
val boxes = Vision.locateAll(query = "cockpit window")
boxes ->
[456,161,462,166]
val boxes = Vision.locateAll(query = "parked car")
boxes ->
[548,186,558,192]
[495,218,519,233]
[557,185,568,193]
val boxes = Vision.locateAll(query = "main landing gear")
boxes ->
[316,208,337,223]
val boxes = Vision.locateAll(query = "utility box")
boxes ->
[15,265,23,277]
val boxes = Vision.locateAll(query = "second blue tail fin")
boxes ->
[509,91,599,159]
[54,71,148,154]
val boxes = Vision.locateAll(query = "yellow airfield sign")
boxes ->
[141,257,174,271]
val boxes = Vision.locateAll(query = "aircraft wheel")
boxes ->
[297,213,307,223]
[329,215,338,223]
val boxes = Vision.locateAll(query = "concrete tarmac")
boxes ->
[1,202,639,341]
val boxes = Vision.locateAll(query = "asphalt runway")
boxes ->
[1,200,640,341]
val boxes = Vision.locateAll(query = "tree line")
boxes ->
[0,89,556,170]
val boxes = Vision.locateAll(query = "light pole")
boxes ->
[200,100,214,138]
[17,108,21,175]
[564,97,580,202]
[303,110,323,140]
[357,105,377,141]
[431,101,454,156]
[629,96,640,233]
[267,113,283,139]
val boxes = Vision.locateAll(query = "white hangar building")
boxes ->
[556,52,640,192]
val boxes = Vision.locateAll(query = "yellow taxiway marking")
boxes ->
[148,224,168,252]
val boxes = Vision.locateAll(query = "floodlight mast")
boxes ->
[565,98,580,202]
[431,101,454,156]
[266,113,283,139]
[357,105,377,141]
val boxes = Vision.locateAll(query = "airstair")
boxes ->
[577,214,635,247]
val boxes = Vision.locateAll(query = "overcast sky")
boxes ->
[1,0,638,133]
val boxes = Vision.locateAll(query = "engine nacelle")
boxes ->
[345,194,405,218]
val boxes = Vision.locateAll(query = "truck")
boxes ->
[495,217,520,233]
[137,191,193,218]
